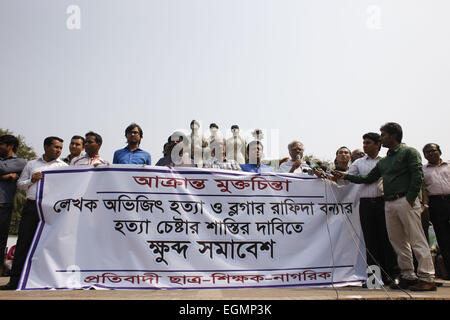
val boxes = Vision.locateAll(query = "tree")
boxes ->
[1,128,37,235]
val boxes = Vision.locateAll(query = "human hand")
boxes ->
[31,172,43,183]
[2,173,19,181]
[333,170,345,180]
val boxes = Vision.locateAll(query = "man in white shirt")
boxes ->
[348,132,399,286]
[422,143,450,279]
[0,137,67,290]
[278,141,311,174]
[71,131,107,166]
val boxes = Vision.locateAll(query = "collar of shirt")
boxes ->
[0,155,17,161]
[387,144,402,157]
[38,156,65,165]
[425,160,448,168]
[363,154,382,161]
[125,146,142,152]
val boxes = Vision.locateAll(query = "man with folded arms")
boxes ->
[334,122,436,291]
[422,143,450,280]
[0,135,26,276]
[0,137,67,290]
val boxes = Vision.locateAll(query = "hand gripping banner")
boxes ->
[19,165,366,290]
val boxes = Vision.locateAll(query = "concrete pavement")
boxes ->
[1,276,449,300]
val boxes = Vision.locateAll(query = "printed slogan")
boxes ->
[19,166,366,290]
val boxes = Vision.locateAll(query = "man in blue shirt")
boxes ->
[113,123,151,165]
[240,141,274,173]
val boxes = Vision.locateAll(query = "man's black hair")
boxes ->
[0,135,20,153]
[423,143,441,154]
[85,131,102,145]
[335,146,351,155]
[125,123,143,139]
[71,135,85,145]
[44,136,64,147]
[363,132,382,151]
[380,122,403,143]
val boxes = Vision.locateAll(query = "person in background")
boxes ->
[62,135,85,164]
[0,135,26,277]
[335,146,352,172]
[351,148,365,163]
[0,136,67,290]
[422,143,450,280]
[113,123,151,165]
[71,131,107,166]
[156,131,194,167]
[240,141,274,173]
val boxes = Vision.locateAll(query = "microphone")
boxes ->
[306,160,329,178]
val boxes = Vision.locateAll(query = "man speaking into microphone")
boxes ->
[278,141,311,174]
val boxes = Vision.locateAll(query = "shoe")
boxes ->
[409,280,437,291]
[0,282,17,290]
[390,277,417,290]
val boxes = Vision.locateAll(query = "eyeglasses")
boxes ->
[128,131,141,136]
[424,149,438,154]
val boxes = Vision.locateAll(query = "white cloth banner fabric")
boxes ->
[19,166,367,290]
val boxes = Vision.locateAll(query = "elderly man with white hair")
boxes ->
[278,141,311,174]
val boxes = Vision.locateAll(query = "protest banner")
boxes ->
[18,166,366,290]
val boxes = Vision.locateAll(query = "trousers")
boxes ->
[385,197,435,282]
[429,196,450,278]
[9,200,39,287]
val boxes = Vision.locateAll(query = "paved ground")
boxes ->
[1,276,449,300]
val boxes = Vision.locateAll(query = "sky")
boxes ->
[1,0,449,164]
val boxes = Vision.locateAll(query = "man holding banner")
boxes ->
[0,137,67,290]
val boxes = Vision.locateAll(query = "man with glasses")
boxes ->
[422,143,450,279]
[113,123,151,165]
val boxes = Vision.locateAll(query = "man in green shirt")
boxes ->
[335,122,436,291]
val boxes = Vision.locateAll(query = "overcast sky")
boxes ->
[1,0,449,164]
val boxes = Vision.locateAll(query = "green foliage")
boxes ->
[1,128,37,234]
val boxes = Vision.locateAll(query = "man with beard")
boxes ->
[113,123,151,165]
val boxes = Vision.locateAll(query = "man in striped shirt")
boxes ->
[348,132,399,286]
[71,131,108,167]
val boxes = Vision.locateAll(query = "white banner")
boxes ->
[19,166,366,290]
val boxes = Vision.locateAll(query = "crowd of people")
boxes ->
[0,121,448,292]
